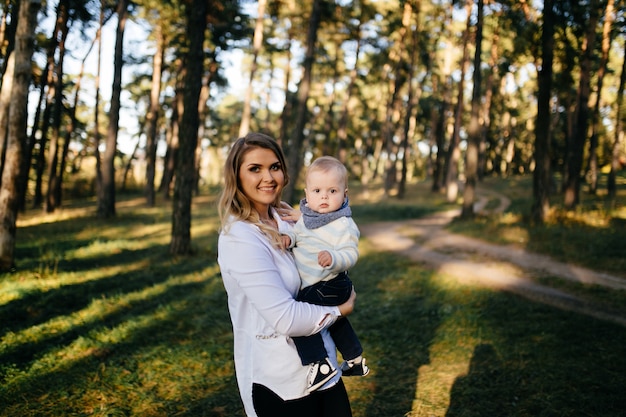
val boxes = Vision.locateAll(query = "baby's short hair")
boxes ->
[307,156,348,187]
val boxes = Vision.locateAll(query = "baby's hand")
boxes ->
[317,250,332,267]
[281,235,292,249]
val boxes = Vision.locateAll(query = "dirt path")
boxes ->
[360,191,626,327]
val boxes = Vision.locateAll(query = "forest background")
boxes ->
[0,1,626,415]
[0,0,625,270]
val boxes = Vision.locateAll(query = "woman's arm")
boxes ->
[219,224,341,337]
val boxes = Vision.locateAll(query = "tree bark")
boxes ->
[98,0,129,218]
[283,0,323,204]
[381,0,412,195]
[608,37,626,198]
[336,8,363,165]
[398,1,421,199]
[44,0,69,213]
[479,7,500,180]
[531,0,555,223]
[461,0,484,219]
[93,0,104,210]
[169,0,207,255]
[444,1,472,203]
[586,0,614,195]
[239,0,267,138]
[564,0,598,209]
[431,75,449,193]
[145,25,165,207]
[0,0,40,271]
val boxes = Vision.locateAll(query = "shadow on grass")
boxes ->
[1,244,186,338]
[346,250,443,417]
[352,243,626,417]
[0,269,246,417]
[0,269,209,369]
[352,204,441,224]
[444,292,626,417]
[14,212,175,272]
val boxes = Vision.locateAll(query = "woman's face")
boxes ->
[238,147,285,215]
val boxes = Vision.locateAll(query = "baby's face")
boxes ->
[304,169,347,214]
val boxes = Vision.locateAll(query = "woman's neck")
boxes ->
[256,206,272,222]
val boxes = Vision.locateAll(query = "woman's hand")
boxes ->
[277,201,301,222]
[338,287,356,317]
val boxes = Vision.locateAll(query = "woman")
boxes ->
[217,132,356,417]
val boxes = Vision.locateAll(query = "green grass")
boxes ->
[447,175,626,275]
[1,176,625,416]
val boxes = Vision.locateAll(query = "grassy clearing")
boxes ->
[1,176,625,416]
[447,175,626,276]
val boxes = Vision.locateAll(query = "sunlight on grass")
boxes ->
[3,177,625,417]
[78,223,171,244]
[500,225,529,245]
[1,268,219,364]
[16,205,96,227]
[1,263,233,416]
[409,275,486,417]
[71,237,157,258]
[1,257,170,307]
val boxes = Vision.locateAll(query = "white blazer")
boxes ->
[218,214,341,416]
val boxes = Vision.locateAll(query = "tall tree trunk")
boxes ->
[93,0,104,208]
[0,0,40,271]
[0,0,9,64]
[586,0,614,194]
[320,62,338,156]
[336,10,363,164]
[564,0,598,209]
[41,20,98,212]
[608,38,626,198]
[445,1,472,203]
[194,64,214,194]
[239,0,266,137]
[160,66,183,198]
[479,5,500,180]
[0,8,9,185]
[532,0,555,223]
[278,36,293,145]
[461,0,484,218]
[431,75,449,193]
[145,25,165,207]
[382,0,412,195]
[283,0,323,204]
[18,2,46,210]
[98,0,129,218]
[398,1,421,199]
[32,3,63,209]
[262,59,274,134]
[44,0,69,213]
[170,0,207,255]
[0,0,16,79]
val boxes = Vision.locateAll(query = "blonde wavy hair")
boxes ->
[218,132,290,249]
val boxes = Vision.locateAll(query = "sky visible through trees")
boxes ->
[0,0,624,267]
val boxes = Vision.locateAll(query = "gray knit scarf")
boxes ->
[300,198,352,229]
